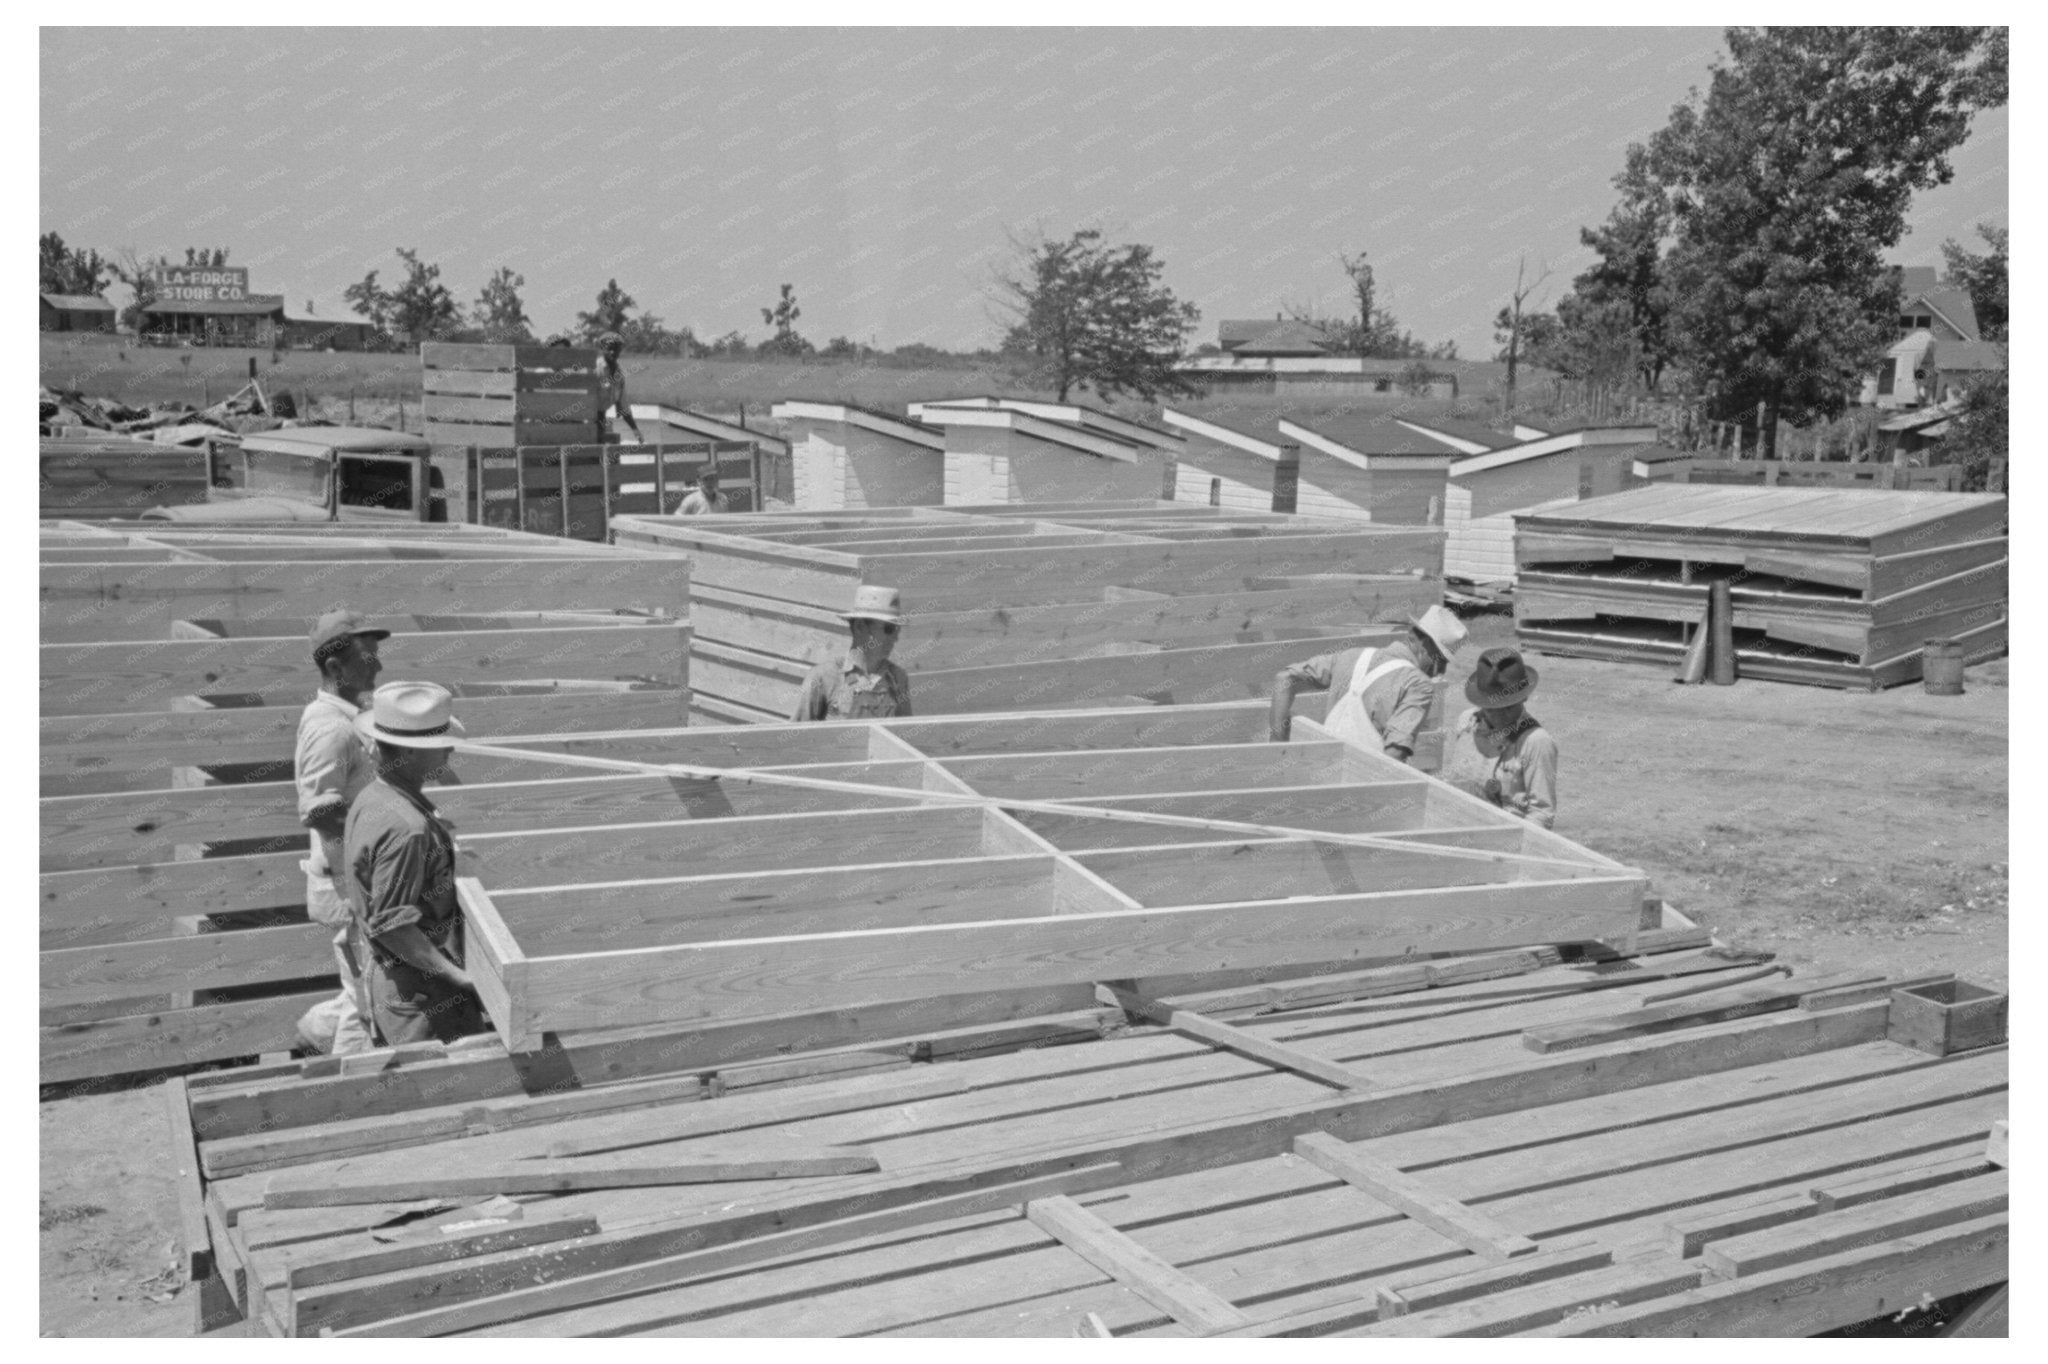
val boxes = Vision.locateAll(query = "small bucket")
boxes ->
[1922,638,1965,695]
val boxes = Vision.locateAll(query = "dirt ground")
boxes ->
[38,614,2007,1337]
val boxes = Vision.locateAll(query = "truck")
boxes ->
[142,426,442,523]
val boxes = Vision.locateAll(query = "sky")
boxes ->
[40,26,2009,358]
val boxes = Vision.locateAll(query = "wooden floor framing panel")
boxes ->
[173,949,2007,1337]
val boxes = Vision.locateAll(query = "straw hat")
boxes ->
[354,681,467,749]
[839,584,906,626]
[1412,604,1469,660]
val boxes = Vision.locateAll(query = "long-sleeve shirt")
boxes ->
[1283,640,1436,754]
[1455,707,1559,830]
[344,778,463,967]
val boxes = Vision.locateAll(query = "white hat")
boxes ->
[354,680,466,749]
[1412,604,1468,659]
[839,584,906,626]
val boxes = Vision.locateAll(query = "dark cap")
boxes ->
[310,609,390,660]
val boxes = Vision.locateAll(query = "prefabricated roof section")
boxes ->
[632,403,791,455]
[1392,416,1516,455]
[911,396,1182,449]
[770,400,946,449]
[1158,408,1296,461]
[1276,416,1461,470]
[1449,423,1660,479]
[914,404,1146,462]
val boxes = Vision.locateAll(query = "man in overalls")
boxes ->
[1269,605,1467,763]
[791,585,913,721]
[1453,647,1558,829]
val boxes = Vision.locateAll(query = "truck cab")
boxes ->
[145,427,439,523]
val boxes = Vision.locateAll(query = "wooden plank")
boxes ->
[161,1077,214,1281]
[1986,1119,2007,1167]
[42,988,331,1084]
[1701,1171,2008,1280]
[263,1152,882,1208]
[44,922,333,1007]
[285,1213,604,1291]
[1808,1153,1993,1211]
[1294,1132,1539,1260]
[1375,1237,1614,1318]
[1937,1282,2008,1337]
[321,1164,1128,1337]
[1665,1193,1819,1258]
[1098,985,1375,1090]
[1341,1258,1706,1336]
[1521,971,1881,1052]
[1026,1194,1250,1331]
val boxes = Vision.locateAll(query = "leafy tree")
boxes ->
[182,247,229,268]
[620,312,697,356]
[1641,27,2006,453]
[1941,222,2007,340]
[1931,365,2007,492]
[344,270,394,341]
[386,249,462,343]
[40,232,111,296]
[821,335,868,360]
[757,283,812,357]
[1287,250,1455,360]
[577,279,637,340]
[1570,143,1678,391]
[997,228,1201,403]
[472,266,533,344]
[108,247,167,329]
[704,330,751,357]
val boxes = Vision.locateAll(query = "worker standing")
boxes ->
[291,609,388,1056]
[791,585,913,721]
[676,468,730,515]
[344,681,487,1046]
[1453,647,1559,830]
[594,331,643,443]
[1270,605,1468,763]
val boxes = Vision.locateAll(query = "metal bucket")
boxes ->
[1922,638,1966,696]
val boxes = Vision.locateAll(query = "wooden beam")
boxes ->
[1522,971,1883,1052]
[1666,1194,1819,1258]
[1293,1132,1539,1260]
[160,1077,213,1282]
[1376,1238,1614,1320]
[1808,1153,1992,1211]
[1026,1194,1251,1331]
[1987,1118,2007,1168]
[1097,984,1375,1090]
[263,1152,883,1208]
[42,988,332,1084]
[1702,1171,2008,1280]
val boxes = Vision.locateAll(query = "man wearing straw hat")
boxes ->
[343,681,487,1046]
[1453,646,1559,830]
[791,585,913,721]
[1269,605,1468,764]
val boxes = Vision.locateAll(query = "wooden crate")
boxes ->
[420,342,602,449]
[435,443,759,540]
[1887,980,2008,1056]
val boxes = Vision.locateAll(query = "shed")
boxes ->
[1440,424,1659,585]
[1276,415,1456,524]
[40,293,117,333]
[1157,409,1300,512]
[281,300,378,351]
[768,401,947,510]
[912,404,1170,506]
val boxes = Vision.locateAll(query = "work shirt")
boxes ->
[295,690,377,925]
[344,778,463,969]
[597,360,634,433]
[677,488,731,515]
[1454,707,1559,830]
[791,651,913,721]
[1284,640,1436,755]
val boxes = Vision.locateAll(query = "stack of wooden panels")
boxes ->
[607,501,1448,736]
[434,441,758,542]
[1514,485,2007,689]
[40,433,213,518]
[171,948,2005,1337]
[39,521,692,1085]
[421,342,601,450]
[447,704,1645,1049]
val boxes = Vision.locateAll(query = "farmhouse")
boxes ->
[39,292,116,333]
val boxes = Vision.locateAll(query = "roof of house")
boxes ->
[1397,416,1516,450]
[1217,319,1333,355]
[1906,286,1980,340]
[1157,408,1293,458]
[41,292,115,311]
[1896,266,1940,296]
[140,296,287,317]
[1279,414,1463,458]
[1934,340,2006,372]
[769,400,946,448]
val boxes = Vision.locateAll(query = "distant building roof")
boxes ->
[1279,414,1463,458]
[41,292,115,311]
[1934,340,2005,372]
[1907,286,1980,341]
[1895,266,1940,295]
[1218,318,1333,356]
[140,295,286,317]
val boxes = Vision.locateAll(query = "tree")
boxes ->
[1931,365,2006,492]
[344,270,394,341]
[704,330,750,357]
[620,312,697,356]
[996,228,1201,403]
[384,249,462,344]
[40,231,111,296]
[1941,222,2007,340]
[472,266,533,344]
[182,247,229,268]
[1640,27,2006,454]
[1494,256,1552,412]
[1571,142,1678,391]
[577,279,637,340]
[757,284,812,357]
[108,247,167,330]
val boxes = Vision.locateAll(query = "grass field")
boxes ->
[41,333,1512,431]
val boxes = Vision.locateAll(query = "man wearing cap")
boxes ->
[595,331,642,443]
[677,468,730,515]
[1454,647,1558,830]
[1269,605,1468,764]
[343,681,487,1045]
[292,609,389,1056]
[791,585,913,721]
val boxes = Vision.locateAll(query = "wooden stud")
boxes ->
[1373,1237,1614,1319]
[1026,1194,1250,1332]
[1701,1171,2008,1281]
[262,1151,883,1208]
[1808,1153,1992,1211]
[1098,985,1376,1091]
[161,1076,214,1283]
[1986,1119,2007,1168]
[1293,1132,1539,1260]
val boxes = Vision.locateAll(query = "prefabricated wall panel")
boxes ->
[609,502,1448,727]
[1512,486,2009,689]
[37,519,692,1084]
[943,427,1169,506]
[788,419,948,511]
[456,707,1646,1050]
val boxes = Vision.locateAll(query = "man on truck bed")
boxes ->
[677,468,730,515]
[1269,605,1467,763]
[595,331,643,443]
[292,609,388,1056]
[791,585,913,721]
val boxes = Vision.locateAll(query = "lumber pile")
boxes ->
[421,342,602,450]
[444,704,1645,1049]
[39,520,692,1085]
[169,947,2006,1337]
[607,501,1450,746]
[40,433,214,518]
[1514,485,2007,689]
